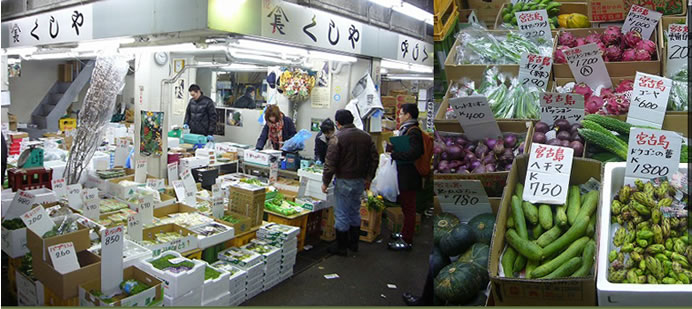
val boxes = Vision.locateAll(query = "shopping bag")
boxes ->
[371,153,399,202]
[281,129,312,152]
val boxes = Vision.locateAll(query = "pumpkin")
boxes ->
[434,261,485,304]
[459,243,490,285]
[439,224,476,257]
[431,247,451,278]
[434,213,460,246]
[468,213,497,245]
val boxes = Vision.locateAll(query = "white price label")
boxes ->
[5,190,36,219]
[212,184,222,199]
[434,180,492,223]
[114,139,129,167]
[518,53,552,91]
[48,242,80,274]
[269,161,279,184]
[622,5,663,40]
[515,10,552,43]
[449,95,502,141]
[101,226,124,294]
[666,24,689,76]
[127,212,143,242]
[146,179,165,192]
[167,162,179,184]
[82,188,98,202]
[626,72,672,129]
[426,100,435,132]
[172,180,194,205]
[138,195,154,225]
[523,143,574,205]
[540,92,585,125]
[134,159,147,183]
[212,197,225,219]
[20,206,55,237]
[565,43,612,90]
[511,0,532,4]
[51,178,67,199]
[625,128,682,185]
[83,198,100,221]
[67,184,83,209]
[181,168,197,195]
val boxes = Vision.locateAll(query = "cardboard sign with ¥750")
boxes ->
[523,143,574,205]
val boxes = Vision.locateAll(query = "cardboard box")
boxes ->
[26,219,91,262]
[443,33,517,84]
[219,211,252,234]
[553,28,661,78]
[494,2,589,29]
[141,223,199,256]
[385,207,404,233]
[466,0,505,25]
[588,0,687,22]
[8,113,17,131]
[32,249,102,299]
[489,155,601,306]
[659,16,688,77]
[79,266,163,307]
[16,270,45,306]
[359,204,382,242]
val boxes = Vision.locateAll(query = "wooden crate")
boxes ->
[224,227,259,248]
[44,286,78,306]
[320,207,336,242]
[359,204,383,243]
[266,211,308,251]
[305,210,323,246]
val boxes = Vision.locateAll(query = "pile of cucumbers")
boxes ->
[501,183,598,278]
[501,0,562,29]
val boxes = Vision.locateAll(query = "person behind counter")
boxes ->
[184,84,217,142]
[314,118,335,164]
[255,104,297,150]
[232,86,257,109]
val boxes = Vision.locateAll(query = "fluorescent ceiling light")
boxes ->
[381,59,432,73]
[26,52,98,60]
[3,46,38,56]
[118,43,197,54]
[229,50,289,64]
[75,37,135,52]
[385,73,433,81]
[308,50,357,62]
[7,58,21,64]
[236,39,307,56]
[380,67,388,74]
[370,0,433,25]
[224,63,266,71]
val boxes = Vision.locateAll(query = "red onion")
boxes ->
[485,138,498,149]
[470,160,481,169]
[570,141,584,157]
[504,134,518,148]
[464,152,477,163]
[446,145,464,160]
[485,164,496,172]
[534,122,550,133]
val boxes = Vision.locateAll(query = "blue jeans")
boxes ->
[334,178,365,232]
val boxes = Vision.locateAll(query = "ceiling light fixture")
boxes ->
[369,0,433,25]
[308,50,357,62]
[384,73,433,80]
[235,39,307,56]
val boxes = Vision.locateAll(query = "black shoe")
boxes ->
[402,292,422,306]
[328,230,348,256]
[388,238,412,251]
[349,226,360,252]
[390,232,403,240]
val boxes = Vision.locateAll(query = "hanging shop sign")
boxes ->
[396,34,433,66]
[5,3,93,47]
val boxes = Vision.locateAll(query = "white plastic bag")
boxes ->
[371,153,399,202]
[345,99,364,130]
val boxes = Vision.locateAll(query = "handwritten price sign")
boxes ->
[127,213,143,242]
[523,143,574,204]
[20,206,54,236]
[48,242,80,274]
[519,53,552,91]
[67,184,83,209]
[515,10,552,42]
[626,72,672,129]
[434,179,492,222]
[101,226,124,294]
[167,162,179,184]
[622,5,662,40]
[449,95,502,141]
[666,24,689,76]
[565,44,612,90]
[5,190,36,219]
[135,159,147,183]
[540,92,585,125]
[625,128,682,185]
[51,178,67,199]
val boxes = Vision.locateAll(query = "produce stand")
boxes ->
[264,209,310,251]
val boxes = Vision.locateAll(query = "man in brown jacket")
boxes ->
[322,109,379,256]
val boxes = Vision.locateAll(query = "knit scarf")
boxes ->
[399,119,418,136]
[268,114,284,149]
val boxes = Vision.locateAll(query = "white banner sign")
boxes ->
[666,24,688,76]
[4,4,94,47]
[396,34,433,66]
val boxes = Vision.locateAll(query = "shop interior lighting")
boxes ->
[75,37,136,52]
[26,51,99,60]
[370,0,433,25]
[2,46,38,56]
[195,61,266,71]
[228,49,291,64]
[308,50,357,62]
[380,59,432,73]
[384,73,433,81]
[118,43,199,54]
[235,39,308,57]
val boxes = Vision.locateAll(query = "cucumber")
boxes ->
[532,237,589,278]
[586,214,597,237]
[555,205,568,227]
[538,204,553,230]
[542,257,583,279]
[502,246,518,278]
[522,201,539,225]
[514,255,527,273]
[514,183,524,198]
[566,186,581,226]
[581,120,627,149]
[571,239,596,277]
[541,215,590,259]
[507,216,515,228]
[536,225,563,247]
[576,190,599,223]
[511,195,528,239]
[584,114,633,136]
[525,259,539,279]
[532,224,544,240]
[506,229,543,261]
[578,128,628,160]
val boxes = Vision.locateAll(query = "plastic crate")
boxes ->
[434,0,459,41]
[58,118,77,131]
[224,228,258,248]
[7,167,53,192]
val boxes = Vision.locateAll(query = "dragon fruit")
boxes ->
[605,45,622,61]
[575,38,588,46]
[635,49,651,61]
[622,48,637,61]
[601,26,622,46]
[600,88,614,97]
[623,31,642,48]
[616,80,634,93]
[559,32,577,48]
[585,33,601,44]
[605,94,630,115]
[636,40,656,56]
[554,45,570,63]
[573,83,593,101]
[585,95,605,114]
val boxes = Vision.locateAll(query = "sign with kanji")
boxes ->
[626,72,672,128]
[4,4,93,47]
[448,95,502,141]
[134,159,147,183]
[622,5,662,40]
[51,178,67,199]
[396,34,433,66]
[167,162,179,185]
[20,206,55,237]
[5,190,36,219]
[434,180,492,223]
[666,24,688,76]
[565,43,612,90]
[127,212,143,242]
[625,128,682,185]
[515,10,552,43]
[48,242,80,274]
[523,143,574,204]
[518,53,552,91]
[67,184,83,209]
[540,92,585,125]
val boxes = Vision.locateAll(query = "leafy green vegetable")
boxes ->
[1,218,26,230]
[205,266,222,280]
[149,254,195,271]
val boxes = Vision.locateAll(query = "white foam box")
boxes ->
[16,270,45,306]
[190,221,235,250]
[297,168,334,200]
[88,239,152,269]
[1,225,28,258]
[245,263,265,279]
[163,285,202,307]
[202,291,230,306]
[168,137,180,148]
[44,160,67,181]
[597,162,692,306]
[229,292,246,306]
[90,152,111,171]
[179,157,207,171]
[243,150,273,166]
[138,251,205,298]
[218,247,262,269]
[202,264,231,303]
[21,187,58,205]
[85,170,110,192]
[109,178,144,200]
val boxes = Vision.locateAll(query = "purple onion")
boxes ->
[470,160,481,169]
[464,152,477,163]
[504,134,518,148]
[455,136,469,146]
[534,122,550,133]
[441,152,449,160]
[493,143,505,155]
[485,164,496,172]
[485,138,498,149]
[475,143,489,158]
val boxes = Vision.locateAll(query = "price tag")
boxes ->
[173,180,195,205]
[510,0,532,4]
[565,44,612,90]
[540,92,585,125]
[212,184,222,199]
[622,5,663,40]
[518,53,552,91]
[114,138,129,167]
[449,95,502,141]
[666,24,689,76]
[134,159,147,183]
[515,10,552,43]
[82,187,98,201]
[138,195,154,225]
[523,143,574,205]
[269,161,279,184]
[626,72,672,129]
[67,184,83,209]
[48,242,80,274]
[51,178,67,199]
[146,179,165,192]
[83,198,100,221]
[20,206,55,236]
[101,226,124,295]
[127,212,143,242]
[5,190,36,219]
[625,128,682,185]
[181,168,197,195]
[434,180,492,223]
[212,197,225,219]
[167,162,179,184]
[425,99,435,132]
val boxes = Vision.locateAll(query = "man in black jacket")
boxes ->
[314,118,334,164]
[233,86,257,109]
[184,84,217,141]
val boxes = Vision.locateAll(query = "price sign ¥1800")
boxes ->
[625,128,682,185]
[523,143,574,205]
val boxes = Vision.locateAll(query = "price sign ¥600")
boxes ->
[523,143,574,205]
[626,72,672,129]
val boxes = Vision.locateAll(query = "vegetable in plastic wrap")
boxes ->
[43,215,79,238]
[454,24,551,65]
[667,68,688,111]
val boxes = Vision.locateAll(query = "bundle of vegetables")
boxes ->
[455,24,551,65]
[607,179,691,284]
[140,232,186,247]
[554,27,658,63]
[264,194,303,216]
[533,120,585,156]
[501,183,599,279]
[434,213,495,305]
[90,279,151,303]
[433,131,525,174]
[240,178,263,186]
[667,68,688,111]
[501,0,591,29]
[205,266,223,280]
[366,192,386,212]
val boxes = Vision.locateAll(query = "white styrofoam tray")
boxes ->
[218,247,262,269]
[597,162,692,306]
[1,226,28,258]
[138,251,205,299]
[163,285,202,307]
[202,264,231,303]
[88,239,152,269]
[201,291,231,307]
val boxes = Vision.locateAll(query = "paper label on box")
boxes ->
[48,242,80,274]
[523,143,574,204]
[448,95,502,141]
[626,72,672,129]
[167,162,179,184]
[510,0,532,4]
[212,184,222,198]
[101,226,124,294]
[181,168,197,194]
[173,180,195,205]
[51,178,67,199]
[518,53,552,91]
[434,179,492,223]
[135,159,147,183]
[67,183,83,209]
[622,5,662,39]
[5,190,36,219]
[146,178,165,192]
[127,212,142,242]
[515,10,552,43]
[83,197,100,221]
[540,92,585,125]
[625,128,682,186]
[139,195,154,225]
[114,139,129,167]
[212,197,225,219]
[20,206,55,236]
[565,43,612,90]
[666,24,688,76]
[269,161,279,184]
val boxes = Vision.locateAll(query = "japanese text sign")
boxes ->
[5,190,36,219]
[565,43,612,90]
[515,10,552,43]
[519,53,552,91]
[666,24,689,76]
[622,5,663,40]
[167,162,179,184]
[114,138,129,167]
[181,168,198,196]
[101,226,124,294]
[127,212,142,242]
[523,143,574,204]
[67,183,83,209]
[20,206,54,237]
[134,159,147,183]
[138,195,154,225]
[626,72,672,128]
[448,95,502,141]
[5,4,93,47]
[625,128,682,185]
[51,178,67,199]
[540,92,585,125]
[48,242,80,274]
[434,180,492,223]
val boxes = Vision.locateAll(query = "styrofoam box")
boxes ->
[138,251,205,298]
[168,137,180,148]
[297,168,334,200]
[597,163,692,306]
[90,152,110,171]
[179,157,207,171]
[218,247,262,269]
[16,270,44,306]
[44,160,67,182]
[163,285,202,307]
[202,291,231,307]
[85,170,109,192]
[243,150,273,166]
[196,222,234,250]
[110,179,144,200]
[202,264,231,303]
[229,292,246,306]
[1,226,28,258]
[89,239,152,269]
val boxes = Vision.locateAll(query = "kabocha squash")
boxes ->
[459,243,490,272]
[434,213,461,246]
[431,247,452,278]
[439,224,476,257]
[434,261,486,304]
[467,213,497,245]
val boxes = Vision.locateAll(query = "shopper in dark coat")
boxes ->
[233,86,257,109]
[314,118,335,164]
[255,104,297,150]
[184,84,217,138]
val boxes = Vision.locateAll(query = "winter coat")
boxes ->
[184,95,217,136]
[322,124,379,186]
[255,115,297,150]
[314,132,329,163]
[391,121,424,192]
[233,95,256,109]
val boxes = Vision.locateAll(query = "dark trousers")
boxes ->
[400,190,417,243]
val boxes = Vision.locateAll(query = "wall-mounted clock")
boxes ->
[154,52,168,66]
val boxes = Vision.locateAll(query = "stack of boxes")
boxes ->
[137,251,205,307]
[218,247,264,300]
[211,261,249,306]
[243,239,282,291]
[195,148,216,165]
[257,223,299,281]
[201,263,232,306]
[230,183,266,228]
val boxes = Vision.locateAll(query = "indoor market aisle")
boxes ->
[245,217,433,306]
